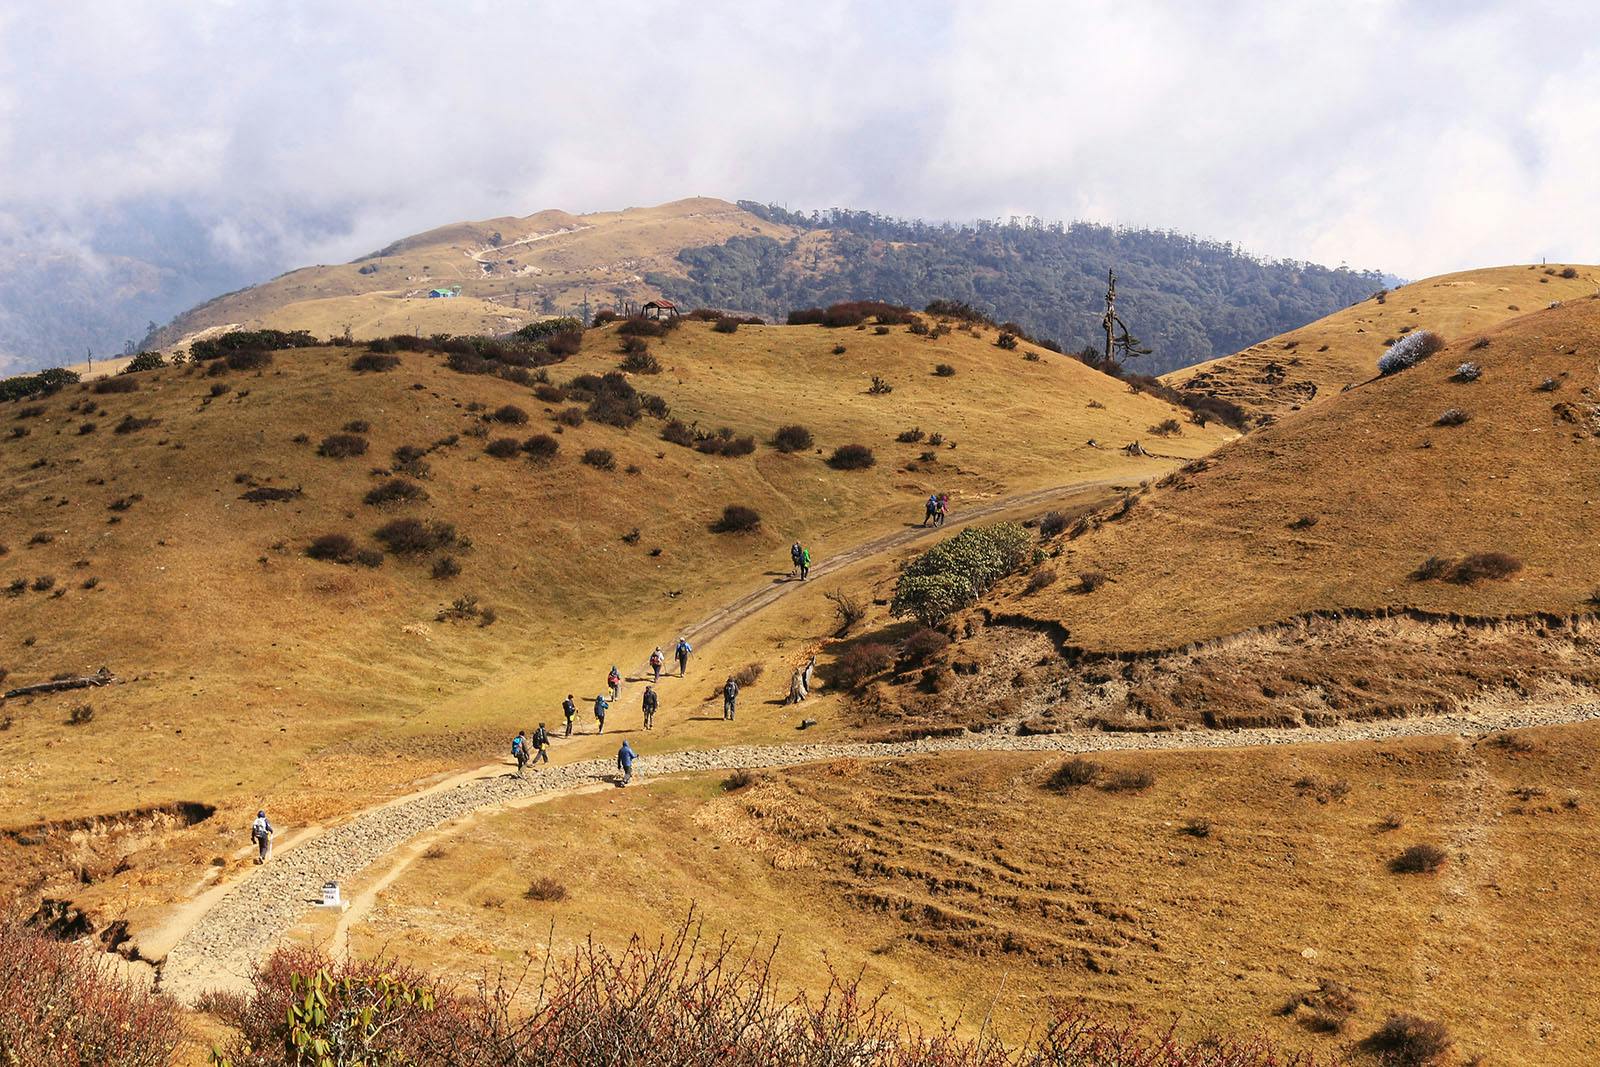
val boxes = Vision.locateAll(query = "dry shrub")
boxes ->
[1078,571,1107,593]
[492,404,529,425]
[351,351,401,372]
[68,703,95,725]
[1434,408,1471,427]
[204,923,1305,1066]
[1047,757,1102,790]
[485,437,522,458]
[318,433,368,459]
[1103,768,1156,793]
[522,433,559,462]
[1025,569,1057,594]
[1180,818,1212,839]
[867,375,893,395]
[731,662,765,688]
[1365,1013,1453,1065]
[722,768,759,791]
[827,443,876,470]
[661,420,697,447]
[431,555,461,580]
[307,532,358,563]
[620,349,662,374]
[525,876,568,902]
[1148,418,1182,436]
[934,363,956,377]
[535,382,567,404]
[896,426,925,443]
[226,348,273,371]
[374,518,456,555]
[93,376,139,394]
[826,589,865,635]
[711,504,761,533]
[1390,843,1447,874]
[772,424,813,453]
[1447,551,1521,584]
[556,406,585,427]
[830,642,894,690]
[582,448,616,471]
[0,920,181,1066]
[898,626,950,666]
[114,414,157,434]
[364,478,428,507]
[1038,511,1069,539]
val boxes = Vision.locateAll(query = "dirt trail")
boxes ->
[159,697,1600,1004]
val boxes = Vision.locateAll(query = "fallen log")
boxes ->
[3,667,118,700]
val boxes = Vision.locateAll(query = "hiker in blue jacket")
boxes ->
[250,810,274,865]
[594,693,610,733]
[616,740,637,786]
[511,730,529,777]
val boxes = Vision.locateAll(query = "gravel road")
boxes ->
[160,696,1600,1003]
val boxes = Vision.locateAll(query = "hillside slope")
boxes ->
[920,297,1600,733]
[143,199,793,351]
[1166,264,1597,423]
[0,317,1223,878]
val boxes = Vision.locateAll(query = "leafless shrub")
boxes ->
[1390,843,1447,874]
[1365,1013,1453,1065]
[1047,757,1102,790]
[581,448,616,471]
[711,504,761,533]
[1025,569,1057,594]
[1102,769,1156,793]
[318,433,368,458]
[524,877,568,902]
[68,704,95,725]
[1180,818,1212,838]
[731,662,764,688]
[825,589,866,635]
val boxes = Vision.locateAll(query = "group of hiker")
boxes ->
[923,493,949,527]
[789,542,812,580]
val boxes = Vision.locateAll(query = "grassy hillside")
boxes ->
[335,725,1598,1065]
[1167,264,1597,423]
[0,317,1222,878]
[910,297,1600,733]
[143,199,794,351]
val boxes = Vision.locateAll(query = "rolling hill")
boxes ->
[0,312,1224,917]
[1167,264,1598,424]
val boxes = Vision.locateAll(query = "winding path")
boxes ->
[160,697,1600,1003]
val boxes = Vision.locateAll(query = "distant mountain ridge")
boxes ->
[650,202,1388,375]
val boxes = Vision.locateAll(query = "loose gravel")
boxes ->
[161,696,1600,1003]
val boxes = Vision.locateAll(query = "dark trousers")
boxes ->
[723,696,736,720]
[564,717,573,737]
[532,746,549,764]
[677,654,688,676]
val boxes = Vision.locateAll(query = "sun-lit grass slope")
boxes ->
[0,321,1219,856]
[347,725,1600,1064]
[1014,297,1600,649]
[147,198,794,349]
[1166,265,1597,423]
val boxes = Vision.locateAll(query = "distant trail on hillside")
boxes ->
[159,696,1600,1004]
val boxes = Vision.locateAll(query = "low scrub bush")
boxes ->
[898,626,950,666]
[827,443,876,470]
[1560,266,1579,278]
[525,876,568,902]
[67,702,93,724]
[485,437,522,458]
[867,375,893,395]
[1048,758,1102,790]
[896,427,925,443]
[620,349,662,374]
[772,424,813,452]
[491,404,528,425]
[996,332,1019,350]
[1103,768,1156,793]
[1453,362,1482,382]
[1365,1013,1453,1064]
[226,348,273,371]
[1025,569,1057,594]
[585,371,644,428]
[732,662,765,688]
[1434,408,1470,426]
[934,363,956,377]
[374,518,456,555]
[364,479,428,507]
[307,533,358,563]
[1180,818,1212,839]
[430,555,461,580]
[712,504,762,533]
[829,642,894,690]
[826,589,866,635]
[891,522,1031,624]
[93,376,139,394]
[722,768,758,791]
[1377,330,1445,375]
[1410,555,1451,581]
[1447,551,1522,584]
[318,433,368,459]
[1079,571,1107,593]
[350,351,401,372]
[832,344,847,355]
[661,420,697,447]
[522,433,559,462]
[534,382,566,403]
[556,406,585,427]
[711,316,740,334]
[616,316,670,337]
[343,419,371,433]
[0,920,181,1065]
[1038,511,1069,539]
[582,448,616,471]
[113,414,157,434]
[1390,843,1447,874]
[1148,418,1182,436]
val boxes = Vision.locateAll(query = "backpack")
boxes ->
[650,650,663,667]
[511,736,524,756]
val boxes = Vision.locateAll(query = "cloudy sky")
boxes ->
[1,0,1595,364]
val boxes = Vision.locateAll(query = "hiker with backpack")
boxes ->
[594,693,610,733]
[674,637,692,677]
[723,676,739,721]
[923,494,939,527]
[799,545,811,580]
[562,694,577,738]
[616,740,637,786]
[250,809,274,865]
[531,723,551,765]
[649,646,665,683]
[511,730,529,777]
[790,541,803,577]
[642,685,659,729]
[935,493,949,527]
[607,665,621,701]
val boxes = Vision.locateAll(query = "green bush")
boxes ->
[891,522,1031,624]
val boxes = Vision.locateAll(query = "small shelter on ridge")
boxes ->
[428,286,461,299]
[642,299,680,320]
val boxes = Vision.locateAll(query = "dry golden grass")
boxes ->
[345,723,1600,1064]
[0,318,1220,912]
[150,197,794,349]
[1007,297,1600,654]
[1169,264,1597,423]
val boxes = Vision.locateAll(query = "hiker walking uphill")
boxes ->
[723,676,739,721]
[562,694,577,738]
[607,665,621,701]
[674,637,692,677]
[799,545,811,580]
[250,810,274,865]
[649,646,665,683]
[616,740,637,786]
[790,541,803,577]
[923,494,939,527]
[511,730,529,777]
[593,693,610,733]
[531,723,551,765]
[642,685,659,730]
